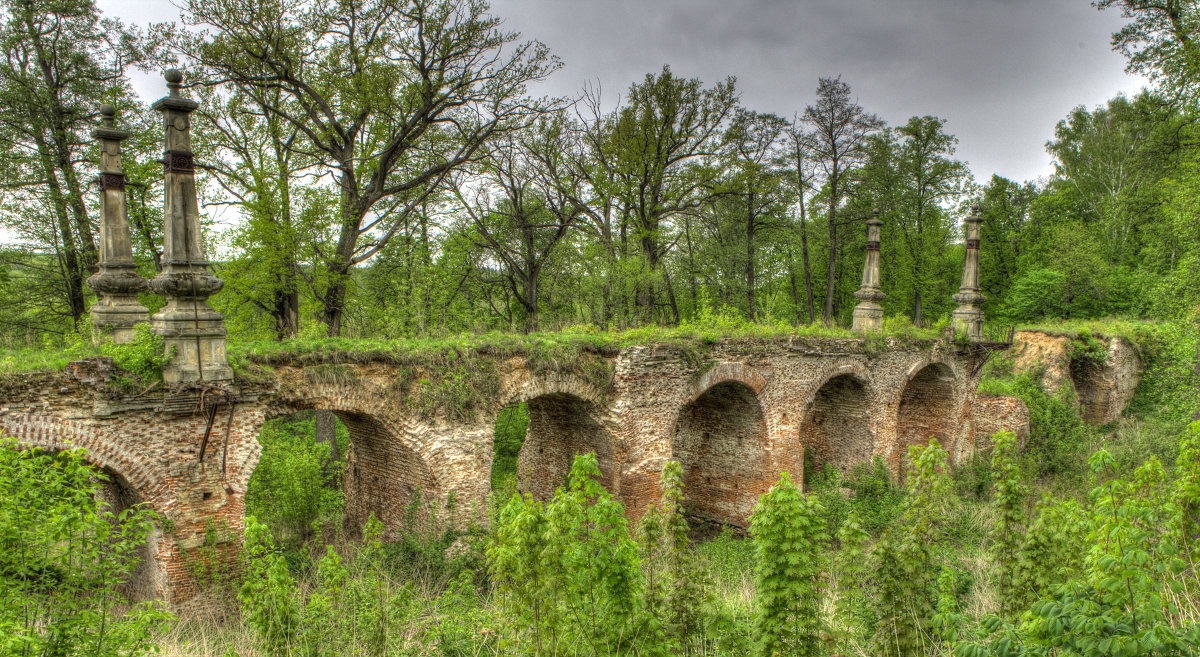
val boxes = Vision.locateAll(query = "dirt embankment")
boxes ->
[1010,330,1142,424]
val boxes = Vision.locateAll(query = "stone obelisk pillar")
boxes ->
[88,105,150,343]
[148,69,233,383]
[852,210,886,331]
[951,206,987,340]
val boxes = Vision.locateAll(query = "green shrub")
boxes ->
[750,472,827,657]
[246,416,345,552]
[0,436,171,656]
[491,403,529,492]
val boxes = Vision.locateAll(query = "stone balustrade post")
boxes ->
[951,206,987,340]
[87,105,150,343]
[148,69,232,383]
[852,210,886,331]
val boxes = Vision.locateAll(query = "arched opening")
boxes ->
[896,363,958,457]
[1069,362,1106,424]
[671,381,769,529]
[799,374,872,480]
[246,411,350,546]
[95,466,164,601]
[338,412,437,536]
[492,393,614,503]
[248,409,437,543]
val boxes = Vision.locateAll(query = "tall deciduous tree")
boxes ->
[454,119,582,333]
[603,66,738,324]
[0,0,147,332]
[721,109,789,320]
[179,0,560,335]
[801,77,883,325]
[1097,0,1200,104]
[892,116,969,326]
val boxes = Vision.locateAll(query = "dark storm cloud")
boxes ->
[489,0,1145,182]
[101,0,1145,183]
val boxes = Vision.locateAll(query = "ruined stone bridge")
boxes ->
[0,336,1025,609]
[0,70,1027,610]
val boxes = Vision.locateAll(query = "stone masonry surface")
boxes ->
[0,336,1028,612]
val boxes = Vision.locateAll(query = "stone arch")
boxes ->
[0,417,167,601]
[671,378,770,528]
[0,416,166,499]
[498,370,610,412]
[490,372,616,503]
[256,394,439,538]
[684,362,769,405]
[894,359,959,466]
[798,362,875,478]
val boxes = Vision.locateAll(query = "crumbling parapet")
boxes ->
[148,69,232,384]
[87,105,150,343]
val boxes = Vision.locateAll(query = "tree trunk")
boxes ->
[746,192,757,320]
[798,195,815,325]
[824,180,839,325]
[321,182,359,337]
[36,137,86,327]
[314,410,338,464]
[913,289,923,328]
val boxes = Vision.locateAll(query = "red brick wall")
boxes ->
[0,337,997,610]
[517,392,614,502]
[800,374,872,476]
[672,380,770,526]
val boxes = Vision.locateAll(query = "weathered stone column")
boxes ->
[148,69,233,383]
[87,105,150,343]
[852,210,886,331]
[952,206,986,340]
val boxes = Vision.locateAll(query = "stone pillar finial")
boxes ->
[952,205,987,340]
[852,209,886,331]
[148,69,233,383]
[87,104,150,344]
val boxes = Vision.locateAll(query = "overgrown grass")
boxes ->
[2,315,944,379]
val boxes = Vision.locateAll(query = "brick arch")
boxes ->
[684,362,769,406]
[891,359,960,471]
[254,388,440,538]
[0,415,168,601]
[497,370,610,413]
[0,414,166,501]
[671,378,770,529]
[797,361,876,477]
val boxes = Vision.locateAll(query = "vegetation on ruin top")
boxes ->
[0,312,946,380]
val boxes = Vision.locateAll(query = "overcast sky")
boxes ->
[99,0,1147,184]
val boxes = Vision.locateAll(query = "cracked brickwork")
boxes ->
[0,336,1030,611]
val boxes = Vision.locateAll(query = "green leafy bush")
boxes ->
[246,415,346,552]
[751,472,827,657]
[0,436,171,656]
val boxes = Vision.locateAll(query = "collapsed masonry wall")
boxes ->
[1010,331,1143,425]
[972,395,1031,451]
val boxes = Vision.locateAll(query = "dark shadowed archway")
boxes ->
[515,393,614,502]
[96,466,165,601]
[671,381,770,528]
[799,374,873,477]
[895,362,958,458]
